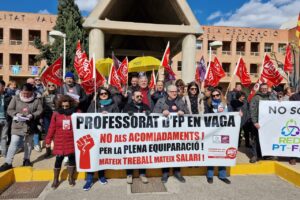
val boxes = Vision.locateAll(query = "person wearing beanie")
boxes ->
[56,72,88,112]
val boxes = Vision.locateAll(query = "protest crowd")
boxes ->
[0,41,299,192]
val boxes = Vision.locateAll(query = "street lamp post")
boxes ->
[49,30,66,81]
[204,41,223,80]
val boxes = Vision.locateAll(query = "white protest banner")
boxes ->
[259,101,300,157]
[71,113,241,172]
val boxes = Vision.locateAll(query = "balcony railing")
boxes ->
[226,72,231,77]
[10,40,22,45]
[222,51,231,55]
[211,50,217,55]
[250,73,259,78]
[236,51,245,56]
[29,41,35,46]
[250,52,259,56]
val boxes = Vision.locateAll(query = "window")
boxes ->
[222,41,231,55]
[29,30,41,45]
[28,55,37,66]
[251,42,259,56]
[10,29,22,45]
[222,63,230,73]
[177,61,182,71]
[0,28,3,44]
[250,64,258,74]
[264,43,273,52]
[236,42,245,55]
[0,53,3,68]
[196,40,202,50]
[10,54,22,66]
[278,43,287,54]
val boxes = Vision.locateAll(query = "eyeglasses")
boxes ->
[212,94,221,98]
[190,87,197,91]
[100,92,108,96]
[62,105,70,108]
[169,91,178,93]
[136,95,143,98]
[35,79,41,81]
[48,85,55,87]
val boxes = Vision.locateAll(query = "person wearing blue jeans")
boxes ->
[206,166,230,184]
[83,170,106,191]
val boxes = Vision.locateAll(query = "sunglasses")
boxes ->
[190,87,197,91]
[212,94,220,97]
[100,92,108,96]
[48,84,55,87]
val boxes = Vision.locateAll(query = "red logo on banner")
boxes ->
[76,135,95,170]
[226,147,237,159]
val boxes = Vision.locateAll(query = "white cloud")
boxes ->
[214,0,300,28]
[38,9,50,14]
[75,0,100,12]
[207,11,222,21]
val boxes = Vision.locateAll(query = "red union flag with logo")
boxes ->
[204,61,218,87]
[211,57,226,79]
[283,44,293,73]
[235,57,251,87]
[117,57,128,85]
[148,69,156,90]
[41,57,63,86]
[74,41,93,81]
[81,58,106,95]
[261,54,283,86]
[161,42,176,79]
[109,64,123,93]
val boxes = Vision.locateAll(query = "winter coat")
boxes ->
[87,100,119,113]
[204,100,227,114]
[43,93,56,117]
[7,94,43,135]
[289,92,300,101]
[123,101,151,114]
[151,91,167,105]
[182,94,204,114]
[230,99,250,126]
[250,92,276,124]
[45,110,78,155]
[153,97,190,114]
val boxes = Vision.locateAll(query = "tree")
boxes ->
[34,0,88,72]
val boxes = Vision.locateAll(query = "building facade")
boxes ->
[0,11,56,84]
[172,25,298,90]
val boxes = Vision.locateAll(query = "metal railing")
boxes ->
[250,73,259,77]
[222,51,231,55]
[10,40,22,45]
[250,52,259,56]
[29,41,35,46]
[236,51,245,56]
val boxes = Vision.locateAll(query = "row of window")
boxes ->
[196,40,287,54]
[0,28,50,45]
[0,53,39,68]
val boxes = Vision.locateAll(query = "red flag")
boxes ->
[296,13,300,47]
[261,54,283,86]
[149,69,156,90]
[74,41,93,81]
[41,57,63,86]
[161,42,176,79]
[284,44,293,73]
[247,79,261,102]
[211,57,226,79]
[235,57,251,87]
[117,57,128,85]
[108,64,122,93]
[204,61,218,87]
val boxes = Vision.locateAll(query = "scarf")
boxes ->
[57,107,76,115]
[20,93,35,103]
[99,99,112,106]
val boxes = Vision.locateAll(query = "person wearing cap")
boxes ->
[57,72,88,112]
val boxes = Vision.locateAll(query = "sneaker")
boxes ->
[139,174,148,184]
[219,178,231,184]
[174,173,186,183]
[99,177,108,185]
[0,163,12,172]
[83,181,93,191]
[249,156,257,163]
[127,175,133,184]
[207,177,213,184]
[161,173,169,183]
[289,159,297,165]
[23,159,31,167]
[34,145,42,152]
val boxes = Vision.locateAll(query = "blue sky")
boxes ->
[0,0,298,28]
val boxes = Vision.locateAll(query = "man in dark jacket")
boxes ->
[250,83,277,163]
[123,90,150,184]
[153,85,189,183]
[57,72,88,112]
[151,81,167,105]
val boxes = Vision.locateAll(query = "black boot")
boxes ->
[67,166,76,186]
[23,159,31,166]
[0,163,12,172]
[44,147,52,159]
[51,168,61,189]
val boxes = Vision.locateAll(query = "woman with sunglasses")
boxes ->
[83,87,119,191]
[42,82,57,158]
[45,95,79,189]
[204,88,231,184]
[183,82,204,114]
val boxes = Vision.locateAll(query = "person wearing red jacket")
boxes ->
[45,95,79,189]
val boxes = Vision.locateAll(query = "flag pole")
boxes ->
[225,57,241,98]
[93,53,97,113]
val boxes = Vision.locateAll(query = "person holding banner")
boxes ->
[138,75,155,110]
[204,88,231,184]
[82,87,119,190]
[45,95,79,189]
[249,83,277,163]
[153,85,189,183]
[123,90,151,184]
[57,72,88,112]
[183,82,204,114]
